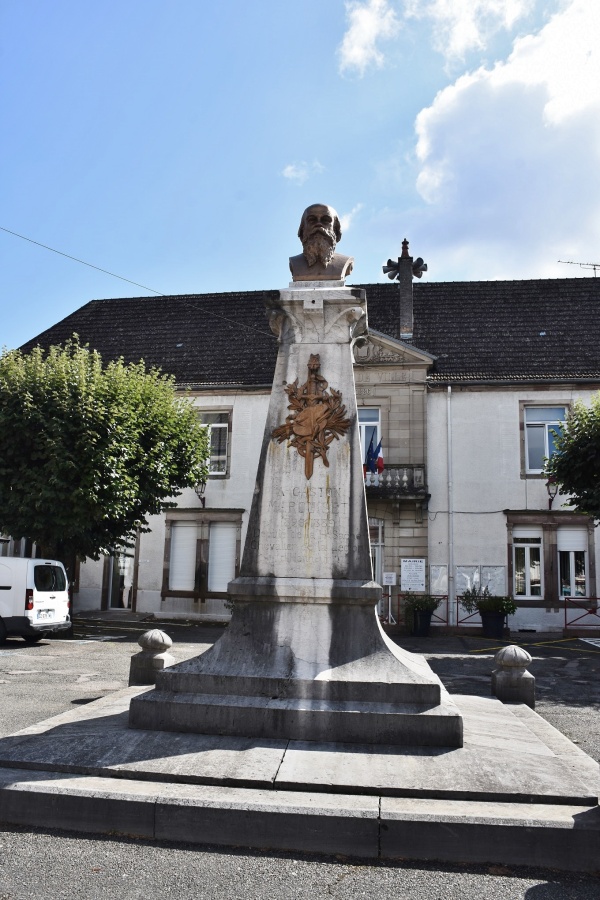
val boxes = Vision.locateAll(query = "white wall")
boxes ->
[193,392,270,549]
[428,386,600,632]
[76,390,270,616]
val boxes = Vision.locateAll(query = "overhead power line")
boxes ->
[0,225,275,339]
[0,225,163,294]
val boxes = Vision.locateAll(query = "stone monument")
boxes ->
[129,205,463,747]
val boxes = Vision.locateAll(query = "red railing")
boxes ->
[456,598,483,628]
[457,595,600,630]
[382,594,600,631]
[380,593,449,628]
[563,597,600,630]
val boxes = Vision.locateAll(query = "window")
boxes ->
[369,518,384,585]
[507,512,595,605]
[524,406,566,473]
[207,522,237,591]
[169,522,198,591]
[34,564,66,592]
[558,528,588,597]
[163,511,242,601]
[201,411,230,476]
[513,530,543,597]
[358,408,380,460]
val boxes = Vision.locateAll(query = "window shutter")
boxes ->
[557,528,587,552]
[512,527,542,539]
[208,522,237,592]
[169,523,198,591]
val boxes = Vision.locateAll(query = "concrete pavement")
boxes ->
[0,618,598,872]
[1,614,599,888]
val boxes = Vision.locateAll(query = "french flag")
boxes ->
[364,436,384,475]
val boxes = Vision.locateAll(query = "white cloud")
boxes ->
[410,0,600,279]
[340,202,365,232]
[282,160,325,185]
[338,0,401,76]
[405,0,534,60]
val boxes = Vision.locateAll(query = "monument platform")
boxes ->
[1,687,598,871]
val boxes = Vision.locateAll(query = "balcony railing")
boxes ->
[364,464,427,499]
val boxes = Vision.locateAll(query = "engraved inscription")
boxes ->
[272,354,351,480]
[247,483,361,572]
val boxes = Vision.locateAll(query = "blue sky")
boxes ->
[2,0,599,350]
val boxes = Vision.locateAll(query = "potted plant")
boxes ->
[404,593,442,637]
[460,586,517,639]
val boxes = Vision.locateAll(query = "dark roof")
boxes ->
[21,291,281,389]
[21,278,600,386]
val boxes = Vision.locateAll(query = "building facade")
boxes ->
[5,273,599,634]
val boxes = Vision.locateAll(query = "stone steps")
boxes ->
[129,689,464,746]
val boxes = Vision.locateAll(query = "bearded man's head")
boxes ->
[298,204,342,268]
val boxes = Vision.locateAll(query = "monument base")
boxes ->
[129,588,463,748]
[1,689,598,871]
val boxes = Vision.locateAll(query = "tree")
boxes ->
[545,393,600,522]
[0,338,209,568]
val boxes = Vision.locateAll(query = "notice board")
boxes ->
[400,558,426,592]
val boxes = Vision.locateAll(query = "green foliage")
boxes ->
[460,584,490,613]
[476,595,517,616]
[460,585,517,616]
[545,393,600,521]
[403,592,441,612]
[0,338,209,563]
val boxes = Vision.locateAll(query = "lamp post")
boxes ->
[545,476,559,510]
[195,477,207,509]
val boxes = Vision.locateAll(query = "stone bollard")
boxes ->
[129,629,175,686]
[491,644,535,709]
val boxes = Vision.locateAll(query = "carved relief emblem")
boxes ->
[272,354,351,480]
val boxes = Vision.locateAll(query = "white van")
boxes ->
[0,558,71,643]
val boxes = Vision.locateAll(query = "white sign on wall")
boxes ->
[400,558,426,592]
[430,565,448,595]
[382,572,397,586]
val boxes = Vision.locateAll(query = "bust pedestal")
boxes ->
[129,282,463,747]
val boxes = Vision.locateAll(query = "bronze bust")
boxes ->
[289,203,354,282]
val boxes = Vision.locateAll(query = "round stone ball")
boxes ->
[138,628,173,653]
[494,644,532,669]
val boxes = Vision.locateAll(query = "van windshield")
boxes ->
[34,565,66,592]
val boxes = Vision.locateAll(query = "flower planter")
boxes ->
[412,609,433,637]
[480,610,506,639]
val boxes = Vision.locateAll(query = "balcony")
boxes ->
[364,464,428,500]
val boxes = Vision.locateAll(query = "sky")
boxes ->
[1,0,600,350]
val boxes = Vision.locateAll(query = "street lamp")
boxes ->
[545,476,559,510]
[195,477,207,508]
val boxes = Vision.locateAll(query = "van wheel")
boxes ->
[23,633,46,644]
[0,620,6,645]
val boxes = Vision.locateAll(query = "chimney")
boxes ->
[382,238,428,341]
[398,239,414,340]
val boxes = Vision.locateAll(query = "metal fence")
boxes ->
[563,597,600,630]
